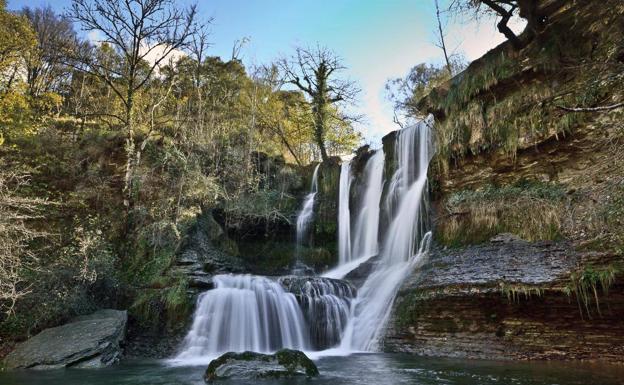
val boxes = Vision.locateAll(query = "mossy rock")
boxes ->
[203,349,319,382]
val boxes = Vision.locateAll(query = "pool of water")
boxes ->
[1,353,622,385]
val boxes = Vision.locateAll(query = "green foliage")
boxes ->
[563,264,620,319]
[130,276,190,330]
[498,283,544,303]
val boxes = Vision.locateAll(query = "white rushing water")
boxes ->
[295,164,321,258]
[174,117,435,363]
[340,116,434,351]
[337,161,352,266]
[351,150,385,263]
[279,276,356,350]
[174,275,310,365]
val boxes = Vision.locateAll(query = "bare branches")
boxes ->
[449,0,525,49]
[278,45,360,161]
[67,0,198,98]
[557,103,624,113]
[0,172,50,315]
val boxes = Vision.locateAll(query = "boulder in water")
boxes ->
[3,309,127,370]
[203,349,319,382]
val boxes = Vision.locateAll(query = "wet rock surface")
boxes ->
[203,349,319,382]
[405,235,579,289]
[385,237,624,362]
[3,309,127,369]
[174,211,244,292]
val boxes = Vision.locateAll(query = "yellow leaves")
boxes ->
[0,6,36,77]
[0,91,32,129]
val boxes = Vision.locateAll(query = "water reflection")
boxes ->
[0,354,622,385]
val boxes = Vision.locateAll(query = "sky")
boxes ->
[8,0,520,145]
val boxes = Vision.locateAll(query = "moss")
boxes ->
[498,283,544,303]
[393,290,430,328]
[421,0,624,170]
[130,276,191,331]
[275,349,319,377]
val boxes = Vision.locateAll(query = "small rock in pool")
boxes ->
[203,349,319,382]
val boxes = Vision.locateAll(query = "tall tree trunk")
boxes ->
[313,108,329,162]
[123,96,135,214]
[435,0,452,75]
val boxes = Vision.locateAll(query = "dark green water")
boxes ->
[1,354,622,385]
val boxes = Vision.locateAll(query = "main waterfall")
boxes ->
[340,116,434,351]
[173,117,434,364]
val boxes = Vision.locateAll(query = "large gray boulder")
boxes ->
[204,349,319,382]
[3,309,127,370]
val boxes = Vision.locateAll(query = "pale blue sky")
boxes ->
[8,0,516,143]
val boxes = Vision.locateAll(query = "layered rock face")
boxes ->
[385,237,624,361]
[3,309,127,369]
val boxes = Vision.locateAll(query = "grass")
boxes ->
[563,264,620,319]
[437,180,566,247]
[499,283,544,303]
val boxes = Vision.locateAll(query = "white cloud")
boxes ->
[87,30,103,46]
[140,43,187,69]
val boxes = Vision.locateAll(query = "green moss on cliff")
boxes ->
[424,0,624,174]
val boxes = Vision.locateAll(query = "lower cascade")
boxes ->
[175,275,310,362]
[174,117,434,362]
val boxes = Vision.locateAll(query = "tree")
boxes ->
[279,46,359,162]
[449,0,555,50]
[386,59,467,121]
[0,0,36,91]
[67,0,198,215]
[21,6,78,97]
[434,0,453,75]
[0,172,48,315]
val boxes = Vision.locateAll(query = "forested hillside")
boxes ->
[0,0,360,347]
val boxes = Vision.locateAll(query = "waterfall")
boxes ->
[295,164,320,263]
[351,150,385,262]
[340,116,434,351]
[325,152,384,279]
[279,276,356,350]
[173,117,434,363]
[174,274,310,364]
[337,161,352,266]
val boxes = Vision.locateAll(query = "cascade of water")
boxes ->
[174,274,310,363]
[351,150,385,262]
[279,276,356,350]
[337,161,352,266]
[295,164,321,257]
[174,117,434,363]
[340,116,434,352]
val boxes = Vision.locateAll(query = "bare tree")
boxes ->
[279,46,359,162]
[67,0,198,215]
[434,0,453,75]
[449,0,560,50]
[0,172,48,315]
[21,6,78,97]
